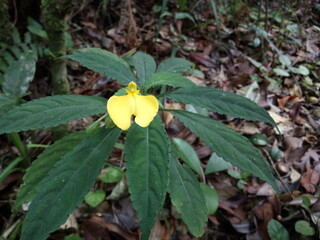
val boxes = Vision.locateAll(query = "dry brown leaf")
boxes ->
[80,21,97,29]
[163,102,183,125]
[256,183,277,196]
[60,213,78,231]
[237,122,260,135]
[300,164,320,193]
[290,167,301,183]
[277,95,297,110]
[253,201,274,239]
[84,216,137,240]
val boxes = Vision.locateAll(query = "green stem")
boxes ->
[27,144,49,148]
[208,0,221,40]
[155,0,169,40]
[8,133,29,167]
[0,157,24,184]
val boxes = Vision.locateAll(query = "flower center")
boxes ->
[126,81,140,95]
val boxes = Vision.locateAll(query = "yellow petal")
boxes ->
[134,95,159,127]
[107,94,135,130]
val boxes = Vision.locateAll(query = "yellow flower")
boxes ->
[107,81,159,130]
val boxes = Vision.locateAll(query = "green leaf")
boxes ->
[156,57,193,73]
[64,234,83,240]
[132,52,156,87]
[169,110,279,192]
[301,195,311,209]
[249,133,268,146]
[185,104,209,117]
[27,17,48,39]
[13,131,87,211]
[66,48,136,85]
[278,55,291,67]
[200,183,219,215]
[289,65,310,76]
[175,12,196,24]
[3,51,37,96]
[267,219,289,240]
[0,94,20,118]
[295,220,315,236]
[20,127,121,240]
[245,55,267,72]
[101,166,123,183]
[164,86,276,126]
[172,138,202,175]
[227,168,243,179]
[144,72,195,91]
[270,146,284,161]
[273,68,290,77]
[168,151,207,236]
[205,153,232,174]
[124,116,169,240]
[84,190,106,207]
[0,95,107,134]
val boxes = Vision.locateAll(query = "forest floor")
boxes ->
[1,1,320,240]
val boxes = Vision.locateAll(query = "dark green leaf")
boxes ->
[3,51,37,96]
[124,116,170,240]
[0,94,20,118]
[172,138,202,175]
[85,121,101,136]
[165,86,276,126]
[20,127,121,240]
[144,72,195,91]
[27,17,48,39]
[0,95,107,134]
[200,183,219,215]
[13,131,87,211]
[169,110,279,192]
[132,52,156,87]
[12,28,21,44]
[66,48,136,85]
[156,57,193,73]
[205,153,232,174]
[84,190,106,207]
[267,219,289,240]
[168,151,207,236]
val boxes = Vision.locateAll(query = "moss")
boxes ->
[41,0,74,95]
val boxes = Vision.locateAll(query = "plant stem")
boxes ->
[0,157,24,184]
[8,133,29,167]
[27,144,49,148]
[208,0,221,40]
